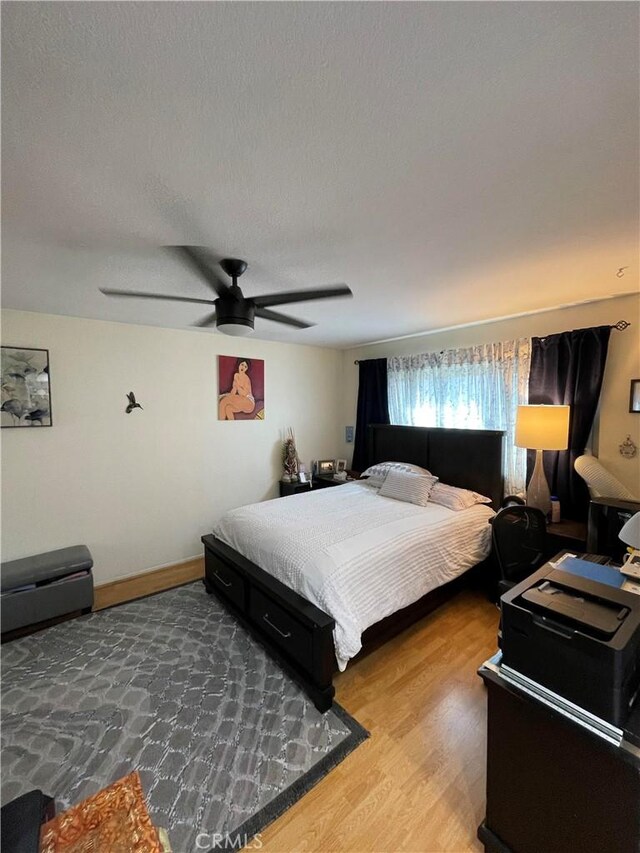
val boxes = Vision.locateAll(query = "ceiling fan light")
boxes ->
[217,322,254,337]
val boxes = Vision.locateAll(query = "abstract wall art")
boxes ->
[1,347,52,428]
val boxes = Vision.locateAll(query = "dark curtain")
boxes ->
[351,358,390,472]
[528,325,611,520]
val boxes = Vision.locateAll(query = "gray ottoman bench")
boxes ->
[1,545,94,635]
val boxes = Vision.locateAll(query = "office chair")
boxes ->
[491,504,548,597]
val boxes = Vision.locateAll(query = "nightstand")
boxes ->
[544,518,587,558]
[312,475,350,489]
[279,480,312,497]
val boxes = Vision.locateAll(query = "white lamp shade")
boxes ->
[619,512,640,550]
[515,405,570,450]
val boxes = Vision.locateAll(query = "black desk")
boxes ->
[478,655,640,853]
[588,497,640,563]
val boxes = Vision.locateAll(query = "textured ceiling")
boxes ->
[2,2,638,347]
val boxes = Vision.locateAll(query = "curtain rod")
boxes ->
[353,320,631,363]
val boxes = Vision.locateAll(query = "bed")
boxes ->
[201,425,504,711]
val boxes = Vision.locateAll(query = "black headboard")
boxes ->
[367,424,504,510]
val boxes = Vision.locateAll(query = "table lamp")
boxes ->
[619,511,640,566]
[515,404,570,516]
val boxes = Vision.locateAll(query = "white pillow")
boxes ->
[429,482,491,511]
[378,470,439,507]
[361,461,432,489]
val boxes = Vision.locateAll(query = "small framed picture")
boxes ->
[336,459,347,473]
[318,459,335,475]
[298,471,308,483]
[630,379,640,413]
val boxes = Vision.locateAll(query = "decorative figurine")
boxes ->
[619,435,637,459]
[125,392,143,414]
[282,427,300,480]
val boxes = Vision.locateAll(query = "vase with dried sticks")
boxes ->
[282,427,300,481]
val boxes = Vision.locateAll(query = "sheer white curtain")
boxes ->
[388,339,531,496]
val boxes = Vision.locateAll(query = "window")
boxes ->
[388,340,531,495]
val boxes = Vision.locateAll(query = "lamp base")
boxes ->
[527,449,551,518]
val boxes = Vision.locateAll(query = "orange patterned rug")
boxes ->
[40,772,162,853]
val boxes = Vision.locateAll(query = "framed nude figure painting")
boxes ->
[218,356,265,421]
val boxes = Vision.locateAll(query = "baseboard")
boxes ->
[93,557,204,611]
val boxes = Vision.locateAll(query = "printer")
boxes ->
[501,562,640,728]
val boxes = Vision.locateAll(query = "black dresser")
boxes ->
[478,654,640,853]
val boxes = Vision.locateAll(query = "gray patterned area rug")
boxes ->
[1,582,367,851]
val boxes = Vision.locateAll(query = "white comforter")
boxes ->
[214,482,494,670]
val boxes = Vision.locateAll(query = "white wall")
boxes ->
[1,310,344,583]
[340,293,640,496]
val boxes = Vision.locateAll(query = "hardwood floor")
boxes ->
[93,557,203,610]
[260,588,499,853]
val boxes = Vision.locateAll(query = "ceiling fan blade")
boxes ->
[100,288,215,306]
[170,246,230,296]
[255,307,314,329]
[252,284,352,308]
[193,311,218,328]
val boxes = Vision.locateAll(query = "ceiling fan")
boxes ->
[100,247,353,336]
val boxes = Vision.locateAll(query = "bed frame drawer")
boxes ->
[205,553,246,611]
[201,534,337,712]
[249,588,313,672]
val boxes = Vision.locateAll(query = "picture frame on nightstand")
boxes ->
[336,459,347,473]
[318,459,335,475]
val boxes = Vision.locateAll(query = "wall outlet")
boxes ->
[345,426,354,443]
